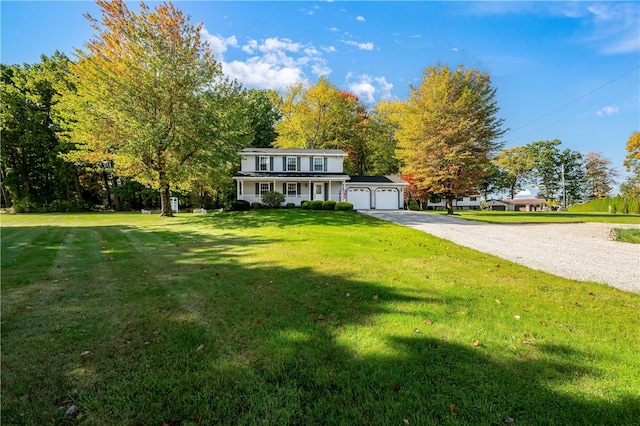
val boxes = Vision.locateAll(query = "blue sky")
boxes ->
[2,1,639,188]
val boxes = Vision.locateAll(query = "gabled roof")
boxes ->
[348,175,408,185]
[502,198,547,205]
[239,148,347,156]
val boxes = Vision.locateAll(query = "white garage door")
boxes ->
[375,188,399,210]
[347,188,371,210]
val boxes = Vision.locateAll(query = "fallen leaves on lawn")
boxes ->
[522,339,533,345]
[449,403,455,413]
[473,340,480,347]
[316,314,326,321]
[424,319,432,325]
[495,299,501,305]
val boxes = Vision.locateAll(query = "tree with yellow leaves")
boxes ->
[620,132,640,197]
[396,64,505,214]
[59,0,250,216]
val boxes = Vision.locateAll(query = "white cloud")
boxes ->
[345,73,394,104]
[596,105,619,117]
[342,40,374,51]
[260,37,301,53]
[242,39,258,54]
[356,16,366,22]
[224,59,304,90]
[464,2,639,55]
[322,46,337,53]
[200,28,331,91]
[200,29,238,60]
[328,27,340,32]
[587,3,640,54]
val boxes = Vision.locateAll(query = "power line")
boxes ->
[504,65,640,139]
[507,78,639,145]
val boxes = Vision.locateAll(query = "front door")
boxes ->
[313,183,324,201]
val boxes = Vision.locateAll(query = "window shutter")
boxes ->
[270,183,274,192]
[309,157,313,171]
[255,183,259,194]
[282,182,286,193]
[269,157,274,171]
[324,158,328,171]
[297,157,301,171]
[255,157,259,170]
[282,157,286,170]
[297,183,301,196]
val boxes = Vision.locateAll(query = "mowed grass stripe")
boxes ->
[1,211,639,425]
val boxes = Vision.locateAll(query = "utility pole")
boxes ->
[561,163,566,211]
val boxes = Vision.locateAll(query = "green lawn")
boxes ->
[2,211,639,425]
[435,210,640,224]
[614,228,640,244]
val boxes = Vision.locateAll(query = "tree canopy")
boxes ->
[620,132,640,198]
[0,53,81,210]
[395,64,505,213]
[59,0,250,216]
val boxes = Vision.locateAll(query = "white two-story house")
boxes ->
[233,148,407,209]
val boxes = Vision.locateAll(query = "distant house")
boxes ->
[487,198,547,212]
[426,194,482,210]
[233,148,407,209]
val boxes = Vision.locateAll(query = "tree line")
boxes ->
[2,0,638,215]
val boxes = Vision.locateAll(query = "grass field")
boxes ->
[430,210,640,224]
[2,211,639,425]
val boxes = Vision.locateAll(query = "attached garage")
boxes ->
[345,176,408,210]
[375,188,400,210]
[347,188,371,210]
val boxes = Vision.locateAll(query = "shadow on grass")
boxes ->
[1,221,638,425]
[179,208,384,230]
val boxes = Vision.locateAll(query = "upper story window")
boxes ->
[286,156,297,171]
[313,157,325,172]
[259,156,270,171]
[470,197,478,202]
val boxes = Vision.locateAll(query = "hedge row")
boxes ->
[568,196,640,214]
[230,199,353,211]
[301,200,354,211]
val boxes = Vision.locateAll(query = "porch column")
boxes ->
[329,181,332,201]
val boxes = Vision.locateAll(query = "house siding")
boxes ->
[234,148,407,208]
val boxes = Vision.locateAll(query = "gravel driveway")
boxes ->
[361,210,640,294]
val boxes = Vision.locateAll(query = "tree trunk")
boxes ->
[102,170,112,209]
[446,196,454,215]
[159,171,173,217]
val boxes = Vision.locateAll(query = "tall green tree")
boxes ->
[395,64,505,214]
[527,140,562,200]
[1,53,83,210]
[527,140,584,204]
[559,148,585,206]
[245,88,280,148]
[366,100,402,175]
[494,146,535,199]
[583,151,617,199]
[59,0,249,216]
[621,132,640,198]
